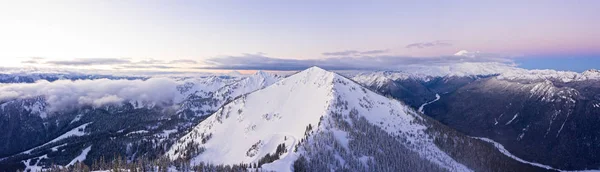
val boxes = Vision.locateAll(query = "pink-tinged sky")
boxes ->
[0,0,598,71]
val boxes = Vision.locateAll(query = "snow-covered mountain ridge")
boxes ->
[167,67,467,171]
[498,69,600,82]
[166,67,544,171]
[352,63,600,90]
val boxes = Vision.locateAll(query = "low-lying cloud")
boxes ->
[0,78,181,111]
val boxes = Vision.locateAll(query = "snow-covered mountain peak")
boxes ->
[584,69,600,74]
[253,70,268,76]
[454,50,472,56]
[250,70,279,82]
[581,69,600,80]
[300,66,330,75]
[454,50,487,58]
[350,71,412,88]
[167,67,340,166]
[237,70,280,90]
[167,67,469,171]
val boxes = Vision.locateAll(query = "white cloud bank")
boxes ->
[0,78,181,111]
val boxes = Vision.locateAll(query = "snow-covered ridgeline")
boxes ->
[167,67,338,166]
[498,69,600,82]
[167,67,470,171]
[351,62,599,86]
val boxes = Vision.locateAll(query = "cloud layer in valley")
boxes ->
[0,78,181,111]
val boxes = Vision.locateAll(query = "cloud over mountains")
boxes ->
[200,51,514,71]
[17,50,515,71]
[0,78,181,111]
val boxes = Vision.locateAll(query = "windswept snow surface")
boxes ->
[167,67,469,171]
[67,146,92,166]
[419,94,440,113]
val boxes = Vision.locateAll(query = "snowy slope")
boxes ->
[66,146,92,166]
[167,67,336,165]
[22,122,91,154]
[167,67,470,171]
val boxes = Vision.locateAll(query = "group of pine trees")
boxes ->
[255,143,288,168]
[38,155,252,172]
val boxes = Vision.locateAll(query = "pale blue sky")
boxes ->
[0,0,598,71]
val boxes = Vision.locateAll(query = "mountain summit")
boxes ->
[167,67,544,171]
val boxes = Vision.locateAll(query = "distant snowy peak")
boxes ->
[454,50,479,57]
[581,69,600,80]
[167,66,468,171]
[352,71,414,88]
[249,70,280,86]
[454,50,469,56]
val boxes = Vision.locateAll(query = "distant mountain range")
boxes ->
[352,64,600,170]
